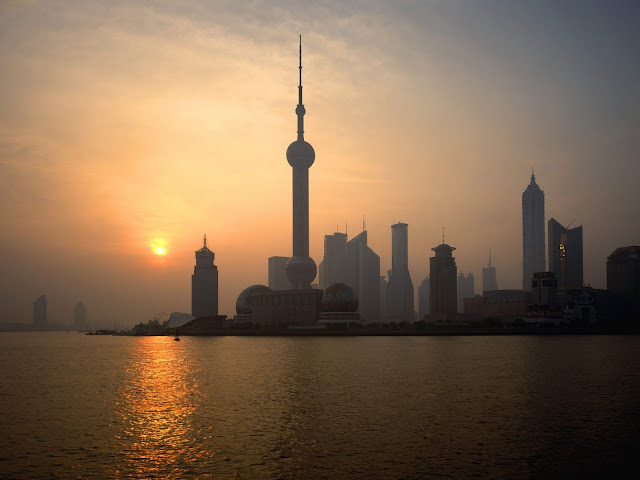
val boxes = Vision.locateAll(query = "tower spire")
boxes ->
[204,234,207,248]
[442,227,445,244]
[296,35,305,141]
[488,248,492,267]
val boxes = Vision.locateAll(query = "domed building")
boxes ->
[233,285,272,327]
[318,282,361,328]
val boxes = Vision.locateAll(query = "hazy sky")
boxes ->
[1,0,639,327]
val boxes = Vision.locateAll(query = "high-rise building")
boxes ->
[344,230,381,322]
[73,301,87,330]
[417,274,430,321]
[268,256,290,290]
[531,271,558,307]
[385,223,414,322]
[522,172,545,290]
[548,218,583,290]
[607,246,640,299]
[430,242,457,315]
[191,235,219,318]
[318,232,347,288]
[379,275,388,320]
[482,249,499,292]
[33,294,47,327]
[284,37,317,290]
[457,272,475,313]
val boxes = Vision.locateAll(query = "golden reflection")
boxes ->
[114,337,209,478]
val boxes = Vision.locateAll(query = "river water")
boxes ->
[1,332,638,479]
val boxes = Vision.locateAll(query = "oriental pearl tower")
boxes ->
[284,36,317,290]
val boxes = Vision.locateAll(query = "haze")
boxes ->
[1,1,639,328]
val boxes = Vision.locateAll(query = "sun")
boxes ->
[155,247,166,256]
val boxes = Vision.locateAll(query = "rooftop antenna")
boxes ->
[363,214,366,232]
[296,34,304,141]
[567,218,575,229]
[204,234,207,248]
[442,227,445,244]
[488,248,492,267]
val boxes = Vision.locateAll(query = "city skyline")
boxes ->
[2,1,639,327]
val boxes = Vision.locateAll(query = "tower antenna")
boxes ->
[363,214,366,232]
[488,248,492,267]
[204,234,207,248]
[442,227,445,244]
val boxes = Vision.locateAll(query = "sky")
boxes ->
[1,0,639,328]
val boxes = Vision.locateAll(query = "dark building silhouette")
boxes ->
[457,272,475,313]
[417,274,430,321]
[385,223,414,322]
[607,246,640,298]
[318,282,361,327]
[191,235,219,317]
[344,230,381,322]
[73,301,87,330]
[548,218,583,290]
[33,294,47,327]
[522,171,545,290]
[284,37,317,290]
[482,249,499,292]
[268,256,290,290]
[531,271,558,308]
[379,275,388,319]
[318,232,347,288]
[430,242,457,315]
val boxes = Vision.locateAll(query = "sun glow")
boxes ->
[150,239,169,256]
[155,247,166,255]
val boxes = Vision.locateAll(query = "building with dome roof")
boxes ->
[191,235,219,318]
[318,282,361,327]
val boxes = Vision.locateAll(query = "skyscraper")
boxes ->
[284,36,317,290]
[607,246,640,299]
[522,171,545,290]
[318,232,347,288]
[33,294,47,328]
[268,256,290,290]
[344,230,381,322]
[385,222,414,322]
[417,274,430,321]
[457,272,475,313]
[482,249,498,292]
[73,301,87,330]
[191,235,219,317]
[430,242,457,315]
[548,218,583,289]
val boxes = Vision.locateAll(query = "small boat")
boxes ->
[174,336,181,341]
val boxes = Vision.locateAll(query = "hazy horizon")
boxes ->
[2,1,639,328]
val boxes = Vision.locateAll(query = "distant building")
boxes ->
[417,274,430,321]
[531,272,558,308]
[268,256,290,290]
[252,289,323,328]
[379,275,388,319]
[457,272,475,313]
[522,172,546,290]
[191,235,219,318]
[33,294,47,327]
[385,223,414,322]
[73,302,87,330]
[344,230,381,322]
[463,290,528,320]
[606,246,640,299]
[548,218,583,290]
[482,249,498,292]
[318,232,347,288]
[430,242,457,315]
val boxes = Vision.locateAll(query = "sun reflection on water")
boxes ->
[113,337,213,479]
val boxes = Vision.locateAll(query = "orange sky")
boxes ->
[1,1,639,327]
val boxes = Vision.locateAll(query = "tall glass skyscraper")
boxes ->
[522,172,545,290]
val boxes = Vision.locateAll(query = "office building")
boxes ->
[430,242,457,315]
[268,256,290,290]
[548,218,583,290]
[191,235,219,317]
[385,223,414,322]
[344,230,381,322]
[522,171,545,290]
[607,246,640,299]
[482,249,498,292]
[417,274,430,321]
[318,232,347,288]
[457,272,475,313]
